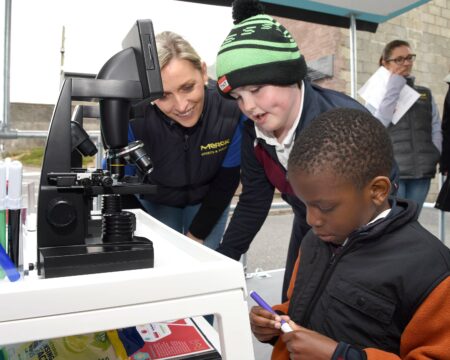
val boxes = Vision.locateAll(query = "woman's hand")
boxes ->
[185,231,204,245]
[389,66,409,77]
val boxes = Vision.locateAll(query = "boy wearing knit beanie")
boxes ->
[215,0,367,300]
[216,1,307,96]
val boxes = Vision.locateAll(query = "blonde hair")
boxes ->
[156,31,202,71]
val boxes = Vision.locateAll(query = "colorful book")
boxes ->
[130,318,221,360]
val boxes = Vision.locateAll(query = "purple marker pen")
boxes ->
[249,290,293,333]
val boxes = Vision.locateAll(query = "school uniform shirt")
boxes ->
[217,81,368,299]
[254,81,304,169]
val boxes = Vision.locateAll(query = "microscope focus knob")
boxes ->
[101,176,113,187]
[46,198,77,228]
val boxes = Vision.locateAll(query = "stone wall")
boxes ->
[2,102,100,155]
[2,102,54,153]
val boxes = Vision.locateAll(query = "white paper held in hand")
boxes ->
[358,66,420,124]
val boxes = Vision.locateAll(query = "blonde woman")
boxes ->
[130,31,244,250]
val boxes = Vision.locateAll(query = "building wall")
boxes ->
[278,20,345,91]
[277,1,450,103]
[3,103,53,153]
[348,0,449,108]
[275,0,450,202]
[3,102,99,154]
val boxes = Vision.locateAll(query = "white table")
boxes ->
[0,210,255,359]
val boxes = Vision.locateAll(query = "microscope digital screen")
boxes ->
[122,20,163,102]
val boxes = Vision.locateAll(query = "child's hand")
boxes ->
[281,320,338,360]
[249,306,285,342]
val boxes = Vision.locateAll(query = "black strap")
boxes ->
[331,342,367,360]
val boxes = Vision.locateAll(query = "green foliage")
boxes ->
[4,147,95,168]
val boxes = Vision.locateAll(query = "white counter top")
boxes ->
[0,210,255,359]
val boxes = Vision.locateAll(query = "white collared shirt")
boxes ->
[367,208,391,225]
[255,81,305,169]
[341,208,392,247]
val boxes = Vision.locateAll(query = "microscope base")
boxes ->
[38,236,154,278]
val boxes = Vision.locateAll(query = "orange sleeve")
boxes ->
[271,254,301,360]
[365,276,450,360]
[272,253,301,315]
[270,258,450,360]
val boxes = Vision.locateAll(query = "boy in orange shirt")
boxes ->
[250,108,450,359]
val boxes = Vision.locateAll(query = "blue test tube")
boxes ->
[0,244,20,282]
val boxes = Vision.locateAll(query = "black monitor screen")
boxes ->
[122,20,163,101]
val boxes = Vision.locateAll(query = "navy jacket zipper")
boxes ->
[184,134,191,204]
[299,241,354,327]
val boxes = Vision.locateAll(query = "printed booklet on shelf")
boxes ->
[130,318,221,360]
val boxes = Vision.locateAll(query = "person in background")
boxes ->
[214,0,367,301]
[129,31,243,250]
[439,73,450,175]
[366,40,442,214]
[250,108,450,360]
[434,73,450,211]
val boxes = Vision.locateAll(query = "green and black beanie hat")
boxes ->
[216,0,307,97]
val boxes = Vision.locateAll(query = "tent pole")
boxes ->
[349,13,357,98]
[2,0,12,131]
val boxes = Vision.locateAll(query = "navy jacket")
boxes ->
[387,79,440,179]
[217,81,368,261]
[288,199,450,353]
[130,80,243,238]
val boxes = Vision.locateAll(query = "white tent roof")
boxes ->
[264,0,431,23]
[177,0,431,32]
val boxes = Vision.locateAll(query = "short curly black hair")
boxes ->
[288,108,393,189]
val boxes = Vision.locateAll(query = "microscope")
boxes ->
[36,20,163,278]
